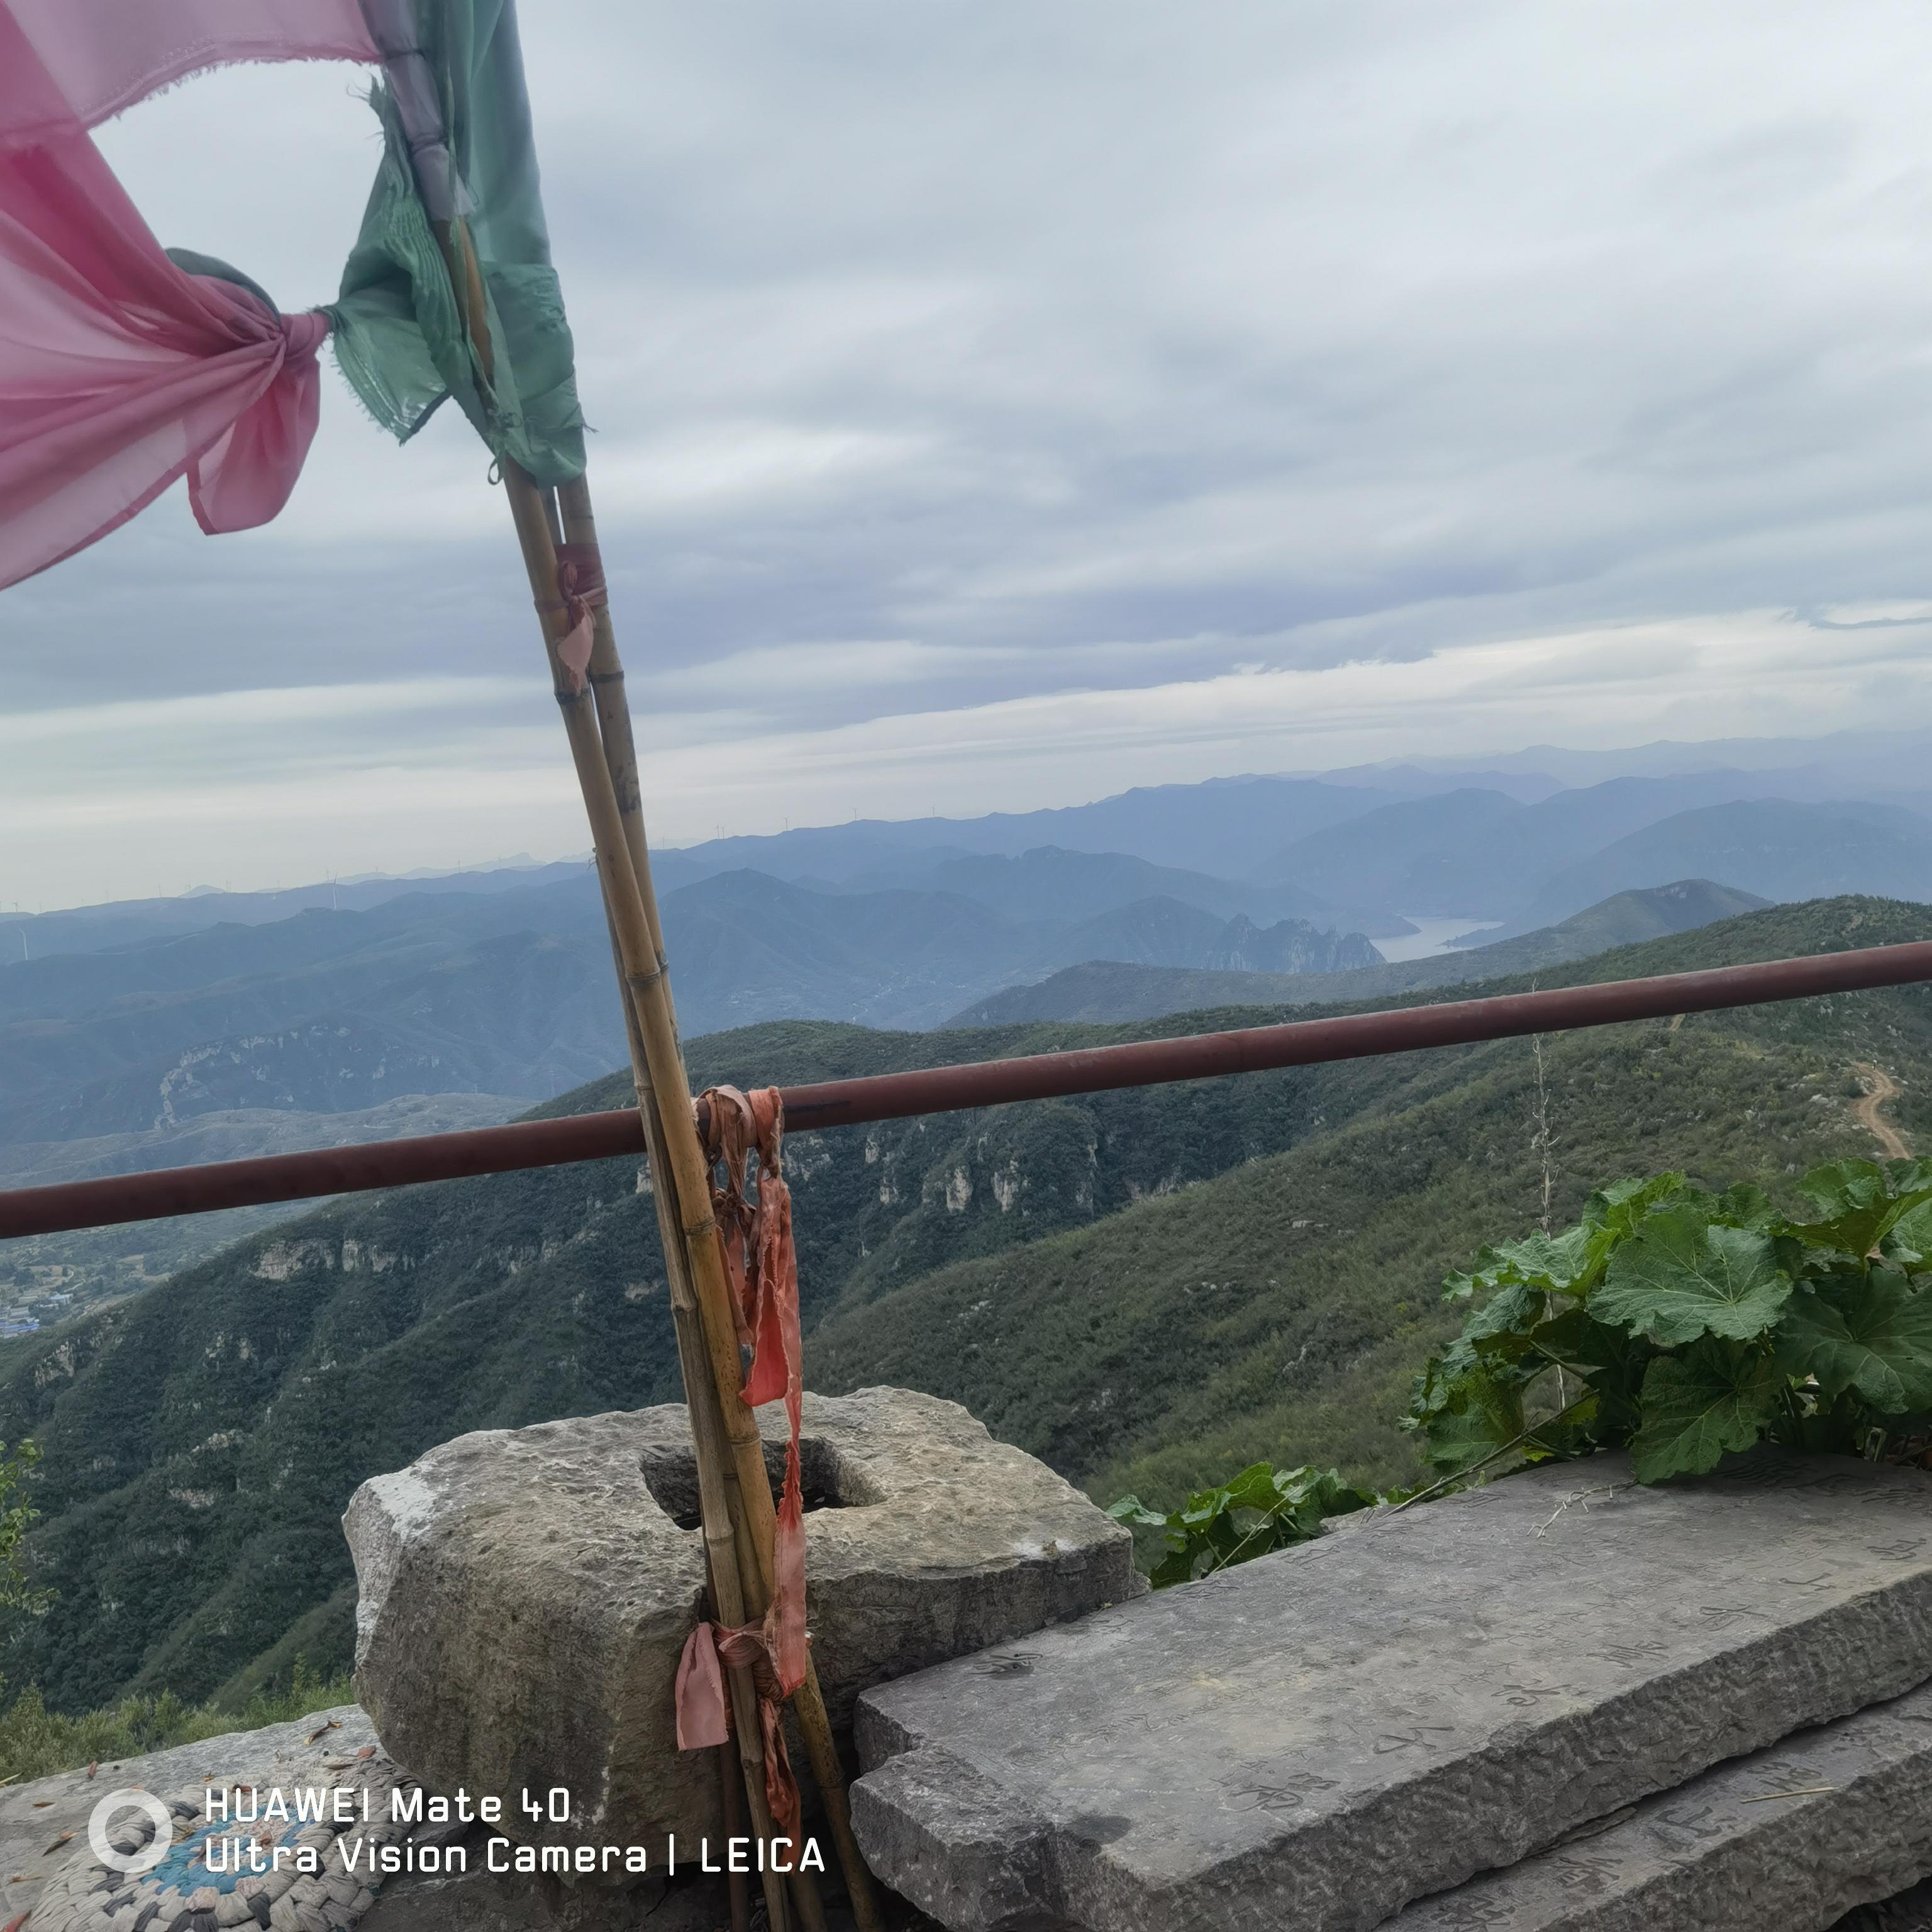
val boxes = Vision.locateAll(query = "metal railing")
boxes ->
[4,937,1930,1241]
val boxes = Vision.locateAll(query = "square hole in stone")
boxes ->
[639,1435,883,1531]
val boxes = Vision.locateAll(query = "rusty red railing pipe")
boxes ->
[5,938,1932,1241]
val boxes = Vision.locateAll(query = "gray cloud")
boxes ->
[5,0,1932,903]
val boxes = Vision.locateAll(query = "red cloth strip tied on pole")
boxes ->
[674,1088,810,1824]
[674,1622,802,1846]
[704,1085,809,1693]
[540,541,608,692]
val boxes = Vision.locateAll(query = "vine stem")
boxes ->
[1389,1394,1594,1518]
[1201,1485,1305,1578]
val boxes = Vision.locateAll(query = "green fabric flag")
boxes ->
[328,0,586,486]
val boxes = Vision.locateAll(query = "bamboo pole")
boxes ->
[616,985,825,1932]
[438,197,869,1926]
[557,474,884,1932]
[567,504,841,1932]
[431,213,805,1924]
[604,935,762,1932]
[716,1741,752,1932]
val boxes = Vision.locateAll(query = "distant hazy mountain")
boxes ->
[1446,878,1769,952]
[1396,774,1796,918]
[1382,723,1932,792]
[7,743,1930,1171]
[1252,772,1809,919]
[0,853,1385,1155]
[1206,916,1383,975]
[3,774,1411,962]
[653,775,1414,881]
[1526,801,1932,925]
[1,860,598,960]
[826,845,1332,926]
[1253,789,1521,903]
[946,880,1770,1025]
[667,876,1384,1026]
[18,742,1931,969]
[1284,763,1567,804]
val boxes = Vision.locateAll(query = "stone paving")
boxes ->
[1389,1674,1932,1931]
[852,1450,1932,1931]
[0,1707,382,1928]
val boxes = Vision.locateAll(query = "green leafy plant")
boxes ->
[1108,1461,1375,1587]
[1404,1157,1932,1485]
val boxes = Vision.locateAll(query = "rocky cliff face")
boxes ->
[1204,915,1382,975]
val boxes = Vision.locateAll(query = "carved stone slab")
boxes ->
[1393,1675,1932,1931]
[851,1451,1932,1931]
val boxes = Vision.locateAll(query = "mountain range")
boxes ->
[0,858,1379,1147]
[947,880,1770,1025]
[8,735,1932,1304]
[1,892,1923,1713]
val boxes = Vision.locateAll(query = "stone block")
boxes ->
[852,1450,1932,1932]
[1391,1675,1932,1931]
[345,1386,1140,1863]
[1842,1879,1932,1932]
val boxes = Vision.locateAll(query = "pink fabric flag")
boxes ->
[0,3,382,590]
[0,1,379,148]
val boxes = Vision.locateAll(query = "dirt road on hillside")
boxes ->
[1852,1061,1912,1160]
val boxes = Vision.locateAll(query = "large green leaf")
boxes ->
[1406,1334,1540,1427]
[1884,1196,1932,1269]
[1592,1209,1791,1345]
[1710,1182,1777,1231]
[1774,1272,1932,1414]
[1443,1222,1624,1306]
[1629,1343,1785,1482]
[1584,1173,1689,1238]
[1483,1228,1595,1293]
[1787,1158,1932,1259]
[1413,1362,1528,1475]
[1533,1305,1654,1440]
[1463,1280,1549,1363]
[1416,1403,1522,1476]
[1123,1462,1375,1587]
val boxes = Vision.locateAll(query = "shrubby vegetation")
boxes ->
[1406,1157,1932,1483]
[1111,1152,1932,1592]
[1108,1462,1374,1585]
[0,1658,351,1783]
[0,1438,346,1780]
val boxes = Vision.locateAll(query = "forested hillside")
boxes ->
[1,896,1927,1715]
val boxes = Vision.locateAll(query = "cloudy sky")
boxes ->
[6,0,1932,908]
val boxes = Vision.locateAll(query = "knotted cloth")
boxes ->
[0,0,587,592]
[674,1085,810,1835]
[673,1619,803,1845]
[538,540,607,691]
[0,10,334,587]
[702,1083,809,1686]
